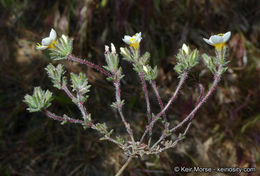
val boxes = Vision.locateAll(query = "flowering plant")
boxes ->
[24,29,231,175]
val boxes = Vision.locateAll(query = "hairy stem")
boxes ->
[67,54,112,78]
[139,72,187,143]
[152,72,221,149]
[139,71,152,124]
[169,74,220,133]
[156,71,187,118]
[150,80,167,127]
[115,156,133,176]
[62,85,90,120]
[139,116,161,143]
[44,110,84,124]
[138,71,152,145]
[114,78,135,143]
[44,110,123,147]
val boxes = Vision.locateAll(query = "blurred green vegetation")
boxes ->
[0,0,260,175]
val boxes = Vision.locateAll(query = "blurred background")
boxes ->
[0,0,260,175]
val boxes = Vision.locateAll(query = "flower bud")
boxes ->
[182,43,190,55]
[143,65,148,73]
[111,43,116,55]
[105,45,110,54]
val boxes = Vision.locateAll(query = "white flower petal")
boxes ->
[136,32,142,42]
[36,45,48,50]
[223,31,231,42]
[41,37,52,46]
[203,38,214,45]
[122,36,131,44]
[122,39,130,44]
[210,35,223,44]
[123,35,131,40]
[136,32,141,38]
[49,28,57,40]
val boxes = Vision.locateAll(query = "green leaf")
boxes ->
[49,35,73,60]
[24,87,53,112]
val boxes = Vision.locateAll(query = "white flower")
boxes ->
[122,32,142,49]
[36,28,57,50]
[203,31,231,50]
[182,43,190,55]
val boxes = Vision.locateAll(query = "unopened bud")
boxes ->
[120,47,127,56]
[105,45,110,54]
[143,65,148,73]
[111,43,116,55]
[182,43,190,55]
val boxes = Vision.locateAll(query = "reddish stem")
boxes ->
[67,55,112,78]
[150,80,167,126]
[156,71,187,118]
[139,72,187,143]
[139,71,152,124]
[44,110,84,124]
[138,71,152,145]
[152,73,221,149]
[114,78,135,143]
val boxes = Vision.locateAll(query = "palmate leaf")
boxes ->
[24,87,53,112]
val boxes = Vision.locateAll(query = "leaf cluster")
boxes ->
[45,63,67,89]
[174,47,199,75]
[24,87,53,112]
[49,35,73,60]
[70,72,91,103]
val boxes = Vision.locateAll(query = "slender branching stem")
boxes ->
[61,84,90,120]
[138,71,152,145]
[150,80,167,127]
[67,54,112,78]
[61,84,75,100]
[44,110,84,124]
[114,78,135,143]
[183,121,192,136]
[169,74,220,133]
[115,156,133,176]
[139,116,161,143]
[138,71,152,124]
[139,72,187,143]
[180,84,204,137]
[152,71,221,149]
[156,71,188,118]
[43,110,123,147]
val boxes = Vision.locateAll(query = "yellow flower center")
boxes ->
[128,37,139,49]
[48,39,57,49]
[130,42,139,49]
[214,43,225,50]
[217,33,224,36]
[129,38,136,42]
